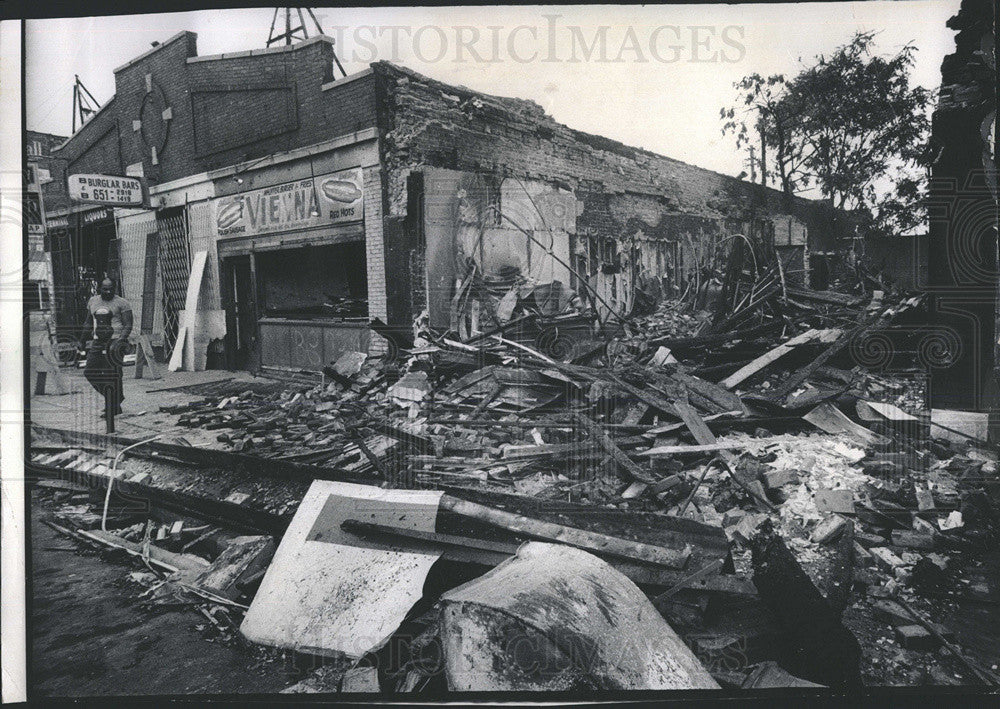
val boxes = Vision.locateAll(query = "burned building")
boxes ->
[925,0,998,414]
[48,31,852,373]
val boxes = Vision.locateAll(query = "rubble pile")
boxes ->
[31,275,999,692]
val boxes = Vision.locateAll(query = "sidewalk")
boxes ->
[28,364,265,448]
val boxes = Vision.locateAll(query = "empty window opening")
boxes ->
[256,242,368,320]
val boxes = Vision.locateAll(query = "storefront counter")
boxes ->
[258,318,370,371]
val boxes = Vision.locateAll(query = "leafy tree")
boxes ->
[720,73,811,196]
[722,32,933,235]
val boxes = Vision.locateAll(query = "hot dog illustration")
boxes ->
[217,200,244,229]
[320,179,362,204]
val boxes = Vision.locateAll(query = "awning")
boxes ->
[216,222,364,258]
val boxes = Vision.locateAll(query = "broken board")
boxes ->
[241,480,444,658]
[168,249,207,372]
[803,402,887,448]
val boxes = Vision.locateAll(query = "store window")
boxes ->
[257,242,368,320]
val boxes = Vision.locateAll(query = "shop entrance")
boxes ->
[255,241,369,370]
[47,210,121,339]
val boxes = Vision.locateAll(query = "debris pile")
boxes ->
[30,277,1000,692]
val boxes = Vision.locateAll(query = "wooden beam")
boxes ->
[439,495,691,570]
[721,328,839,389]
[575,413,656,484]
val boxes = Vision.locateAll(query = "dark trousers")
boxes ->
[84,340,123,414]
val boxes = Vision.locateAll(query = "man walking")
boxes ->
[80,278,133,420]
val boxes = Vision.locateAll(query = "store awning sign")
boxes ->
[68,174,144,206]
[213,167,364,238]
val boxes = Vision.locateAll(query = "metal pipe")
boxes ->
[101,434,162,532]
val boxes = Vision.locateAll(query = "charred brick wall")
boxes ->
[925,0,998,413]
[374,61,841,318]
[375,61,834,225]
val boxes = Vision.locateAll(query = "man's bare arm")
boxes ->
[79,311,93,347]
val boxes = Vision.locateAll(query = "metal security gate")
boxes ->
[156,208,190,355]
[48,228,78,337]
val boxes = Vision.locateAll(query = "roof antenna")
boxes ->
[71,75,101,133]
[266,8,346,78]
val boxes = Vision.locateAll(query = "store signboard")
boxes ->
[68,173,144,206]
[25,192,44,235]
[82,207,114,224]
[212,167,364,239]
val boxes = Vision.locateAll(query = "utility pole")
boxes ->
[757,118,767,188]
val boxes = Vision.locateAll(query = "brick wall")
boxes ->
[53,34,378,190]
[374,60,842,247]
[363,165,387,320]
[62,99,123,178]
[373,61,855,316]
[320,72,378,143]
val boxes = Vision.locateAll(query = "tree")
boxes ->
[722,32,933,236]
[786,32,932,231]
[721,73,811,196]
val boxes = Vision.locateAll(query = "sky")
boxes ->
[25,2,959,187]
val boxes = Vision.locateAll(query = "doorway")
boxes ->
[221,255,257,371]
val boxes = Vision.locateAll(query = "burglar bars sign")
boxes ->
[68,174,144,206]
[211,167,364,239]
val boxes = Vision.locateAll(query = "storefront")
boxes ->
[211,164,371,372]
[44,205,121,337]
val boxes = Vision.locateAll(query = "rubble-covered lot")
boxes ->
[30,277,1000,695]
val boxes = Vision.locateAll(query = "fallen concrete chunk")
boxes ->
[763,469,799,490]
[193,535,275,601]
[890,530,934,551]
[939,510,964,530]
[649,346,678,366]
[916,488,936,512]
[388,371,431,404]
[855,531,886,548]
[814,488,855,514]
[894,624,939,652]
[725,512,768,545]
[333,350,368,378]
[869,546,906,572]
[439,542,719,691]
[812,515,849,545]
